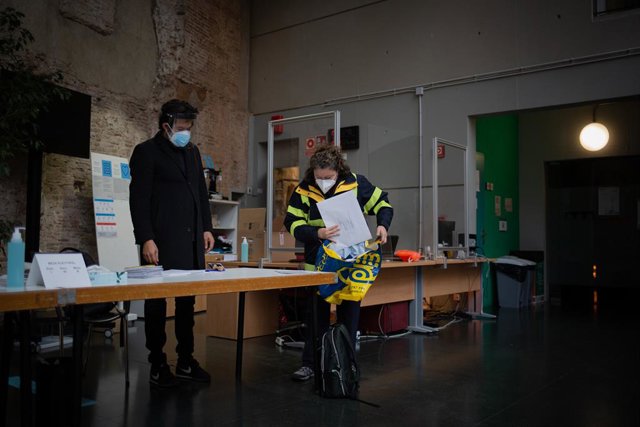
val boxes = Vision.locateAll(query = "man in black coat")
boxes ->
[129,99,214,387]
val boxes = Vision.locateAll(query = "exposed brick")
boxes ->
[0,0,250,273]
[59,0,117,35]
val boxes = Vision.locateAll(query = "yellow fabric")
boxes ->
[289,219,307,236]
[287,205,307,220]
[373,200,392,214]
[295,186,325,203]
[363,187,382,214]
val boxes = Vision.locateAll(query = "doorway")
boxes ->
[546,155,640,307]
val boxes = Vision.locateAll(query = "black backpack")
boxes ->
[320,323,360,399]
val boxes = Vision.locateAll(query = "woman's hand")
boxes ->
[142,240,159,265]
[376,226,388,245]
[318,224,340,241]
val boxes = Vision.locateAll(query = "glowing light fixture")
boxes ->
[579,105,609,151]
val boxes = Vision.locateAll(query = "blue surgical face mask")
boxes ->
[169,126,191,148]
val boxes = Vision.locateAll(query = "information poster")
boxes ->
[91,153,139,271]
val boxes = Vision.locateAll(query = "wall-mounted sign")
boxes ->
[328,126,359,150]
[437,144,445,158]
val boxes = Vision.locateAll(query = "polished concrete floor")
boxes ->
[6,296,640,427]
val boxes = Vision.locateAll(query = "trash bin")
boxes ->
[494,256,537,308]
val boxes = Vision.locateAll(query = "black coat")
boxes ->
[129,131,213,269]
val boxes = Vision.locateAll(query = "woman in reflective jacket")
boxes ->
[284,144,393,381]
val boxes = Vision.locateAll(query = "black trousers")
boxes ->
[301,289,360,367]
[145,295,196,366]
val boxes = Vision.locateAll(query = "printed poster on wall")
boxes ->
[90,152,138,272]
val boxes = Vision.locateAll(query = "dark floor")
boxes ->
[6,295,640,427]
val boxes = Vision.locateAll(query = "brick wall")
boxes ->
[0,0,250,272]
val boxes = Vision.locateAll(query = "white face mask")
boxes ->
[315,178,336,193]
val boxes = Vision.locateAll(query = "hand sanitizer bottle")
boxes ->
[7,227,26,288]
[240,236,249,262]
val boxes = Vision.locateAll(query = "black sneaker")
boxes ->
[175,359,211,383]
[150,364,178,388]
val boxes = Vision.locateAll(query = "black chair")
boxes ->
[83,301,130,387]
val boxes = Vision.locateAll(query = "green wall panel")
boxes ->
[476,115,519,311]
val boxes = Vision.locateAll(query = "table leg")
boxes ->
[18,311,32,427]
[71,305,84,427]
[235,291,246,382]
[465,263,496,320]
[407,266,438,334]
[311,291,321,393]
[0,312,15,427]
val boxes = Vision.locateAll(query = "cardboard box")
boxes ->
[271,230,298,262]
[238,208,265,231]
[238,208,266,261]
[245,233,265,261]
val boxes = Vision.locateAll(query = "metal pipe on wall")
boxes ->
[416,87,424,253]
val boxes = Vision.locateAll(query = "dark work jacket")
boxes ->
[284,173,393,267]
[129,131,213,269]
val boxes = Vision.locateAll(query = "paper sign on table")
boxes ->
[27,253,92,288]
[316,190,371,248]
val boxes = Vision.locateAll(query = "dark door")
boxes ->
[546,156,640,297]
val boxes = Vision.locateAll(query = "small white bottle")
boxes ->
[7,227,26,288]
[240,236,249,262]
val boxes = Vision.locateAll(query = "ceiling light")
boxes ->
[579,122,609,151]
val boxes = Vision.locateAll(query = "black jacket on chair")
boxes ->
[129,131,213,270]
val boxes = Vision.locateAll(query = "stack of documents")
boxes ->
[125,265,163,279]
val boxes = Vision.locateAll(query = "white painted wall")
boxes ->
[248,0,640,254]
[250,0,640,113]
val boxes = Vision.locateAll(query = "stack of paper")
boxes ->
[125,265,163,279]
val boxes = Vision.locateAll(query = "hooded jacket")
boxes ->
[284,173,393,267]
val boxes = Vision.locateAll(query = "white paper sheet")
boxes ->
[317,191,372,248]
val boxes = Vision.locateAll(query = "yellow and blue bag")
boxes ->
[315,240,382,304]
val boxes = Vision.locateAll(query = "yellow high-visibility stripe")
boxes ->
[289,219,307,236]
[287,205,307,220]
[308,219,325,227]
[296,187,324,203]
[335,181,357,193]
[373,200,392,214]
[304,263,315,271]
[300,195,310,206]
[364,187,382,214]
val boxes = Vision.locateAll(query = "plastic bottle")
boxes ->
[240,236,249,262]
[7,227,26,288]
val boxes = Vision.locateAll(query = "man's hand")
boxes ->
[376,226,388,245]
[142,240,159,265]
[204,231,214,253]
[318,224,340,241]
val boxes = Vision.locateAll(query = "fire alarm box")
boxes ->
[271,115,284,135]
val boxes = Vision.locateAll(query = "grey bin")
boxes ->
[494,256,537,308]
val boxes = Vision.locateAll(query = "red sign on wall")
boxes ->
[437,144,445,159]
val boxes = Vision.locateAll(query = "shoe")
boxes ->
[175,359,211,383]
[150,364,178,388]
[291,366,314,382]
